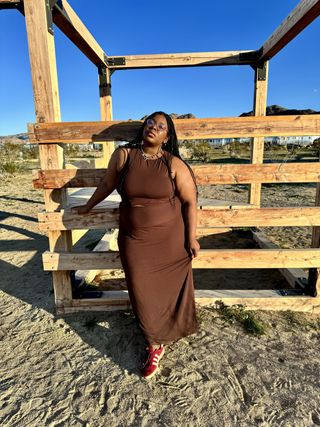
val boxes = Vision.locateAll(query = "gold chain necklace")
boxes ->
[140,144,163,160]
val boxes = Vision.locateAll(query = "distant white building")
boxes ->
[188,136,319,147]
[276,136,319,146]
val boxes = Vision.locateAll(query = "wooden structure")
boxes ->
[2,0,320,313]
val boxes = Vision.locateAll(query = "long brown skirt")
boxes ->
[117,196,198,344]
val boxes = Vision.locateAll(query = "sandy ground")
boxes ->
[1,171,320,427]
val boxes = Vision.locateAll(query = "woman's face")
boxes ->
[142,114,169,147]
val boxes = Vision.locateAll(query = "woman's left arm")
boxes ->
[173,158,200,259]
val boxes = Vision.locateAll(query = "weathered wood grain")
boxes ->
[28,114,320,143]
[42,249,320,271]
[33,163,320,189]
[38,207,320,231]
[106,50,258,70]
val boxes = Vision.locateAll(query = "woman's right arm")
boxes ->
[71,147,128,214]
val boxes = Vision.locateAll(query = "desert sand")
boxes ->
[1,170,320,427]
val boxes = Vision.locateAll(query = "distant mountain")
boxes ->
[140,113,196,120]
[0,133,29,144]
[240,104,320,117]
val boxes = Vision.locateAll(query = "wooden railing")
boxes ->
[31,127,320,312]
[28,115,320,143]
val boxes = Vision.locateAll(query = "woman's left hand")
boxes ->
[187,238,200,259]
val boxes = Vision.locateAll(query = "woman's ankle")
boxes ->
[149,344,163,351]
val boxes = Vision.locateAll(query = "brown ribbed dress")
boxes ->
[117,147,198,344]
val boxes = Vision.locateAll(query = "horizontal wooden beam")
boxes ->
[57,293,320,314]
[38,207,320,230]
[195,162,320,185]
[33,162,320,189]
[28,114,320,143]
[258,0,320,62]
[39,209,119,230]
[198,207,320,227]
[43,249,320,271]
[197,292,320,313]
[43,251,122,270]
[33,168,104,188]
[107,50,258,70]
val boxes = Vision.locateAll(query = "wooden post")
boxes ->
[24,0,73,307]
[309,174,320,297]
[95,65,115,167]
[249,61,269,206]
[72,66,116,245]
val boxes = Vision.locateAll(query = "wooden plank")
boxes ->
[24,0,72,305]
[258,0,320,61]
[95,66,115,168]
[33,162,320,189]
[43,251,121,270]
[73,67,115,246]
[42,249,320,271]
[197,290,320,313]
[38,207,320,231]
[309,167,320,296]
[198,207,320,227]
[56,290,320,314]
[194,162,320,185]
[39,168,99,187]
[106,50,258,70]
[57,305,128,314]
[39,209,119,230]
[71,291,129,307]
[249,61,268,206]
[196,295,320,313]
[27,114,320,143]
[24,0,61,126]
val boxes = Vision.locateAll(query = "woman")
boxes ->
[73,112,199,379]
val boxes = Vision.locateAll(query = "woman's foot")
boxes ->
[141,344,165,380]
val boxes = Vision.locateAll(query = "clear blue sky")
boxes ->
[0,0,319,135]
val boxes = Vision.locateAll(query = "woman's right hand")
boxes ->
[71,205,91,214]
